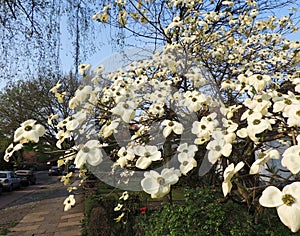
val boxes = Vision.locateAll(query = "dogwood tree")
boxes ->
[4,0,300,232]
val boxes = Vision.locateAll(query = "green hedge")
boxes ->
[135,188,297,236]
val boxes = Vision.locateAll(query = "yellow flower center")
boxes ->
[282,194,295,206]
[24,125,32,131]
[256,75,263,80]
[201,125,206,130]
[182,161,188,166]
[157,177,165,185]
[168,121,174,126]
[296,110,300,117]
[258,153,266,159]
[253,119,261,125]
[215,145,221,152]
[284,98,292,105]
[144,152,151,158]
[83,146,90,153]
[123,103,130,109]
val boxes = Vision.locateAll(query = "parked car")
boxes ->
[15,170,37,186]
[48,166,63,176]
[0,171,21,191]
[68,164,76,173]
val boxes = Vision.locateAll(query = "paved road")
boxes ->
[0,171,61,209]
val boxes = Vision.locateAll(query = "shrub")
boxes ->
[135,187,296,236]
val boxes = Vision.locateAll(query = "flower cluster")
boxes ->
[3,0,300,232]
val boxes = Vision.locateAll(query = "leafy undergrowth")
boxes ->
[82,182,297,236]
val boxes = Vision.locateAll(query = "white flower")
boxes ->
[115,147,135,168]
[99,119,120,138]
[220,104,241,119]
[115,212,125,222]
[148,102,165,118]
[65,112,87,131]
[74,140,103,168]
[250,149,280,174]
[56,130,71,149]
[111,101,136,123]
[222,161,244,197]
[64,195,76,211]
[114,203,123,211]
[237,112,274,142]
[192,113,219,145]
[119,191,129,201]
[243,94,271,115]
[282,145,300,174]
[3,143,23,162]
[283,105,300,127]
[248,74,271,93]
[259,182,300,233]
[177,143,198,175]
[178,151,197,175]
[48,114,59,125]
[222,118,238,133]
[134,145,161,169]
[161,120,184,137]
[78,64,91,75]
[206,131,232,164]
[50,80,61,93]
[183,91,208,112]
[14,119,45,143]
[61,172,72,185]
[177,143,198,154]
[141,168,181,198]
[55,92,66,103]
[69,86,93,109]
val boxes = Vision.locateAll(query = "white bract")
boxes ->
[222,162,244,197]
[282,145,300,174]
[74,140,103,168]
[3,143,23,162]
[259,183,300,233]
[206,131,232,164]
[111,101,137,123]
[134,145,161,169]
[177,143,198,175]
[250,149,280,174]
[141,168,181,198]
[161,120,184,137]
[64,195,76,211]
[14,119,45,144]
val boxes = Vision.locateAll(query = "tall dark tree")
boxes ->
[0,71,79,145]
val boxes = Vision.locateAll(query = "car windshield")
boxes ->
[0,173,7,178]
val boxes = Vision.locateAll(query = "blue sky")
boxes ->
[59,6,300,75]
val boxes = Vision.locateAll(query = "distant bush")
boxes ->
[135,187,296,236]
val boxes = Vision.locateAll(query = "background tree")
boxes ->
[0,0,104,81]
[0,72,79,145]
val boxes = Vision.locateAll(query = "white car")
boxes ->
[0,171,21,191]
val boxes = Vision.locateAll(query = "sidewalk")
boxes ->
[7,193,84,236]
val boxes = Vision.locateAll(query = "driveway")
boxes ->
[0,171,61,209]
